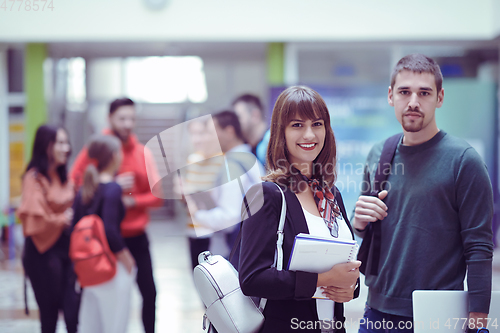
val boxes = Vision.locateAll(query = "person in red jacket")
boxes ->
[70,98,162,333]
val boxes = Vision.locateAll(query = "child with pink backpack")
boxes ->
[70,134,136,333]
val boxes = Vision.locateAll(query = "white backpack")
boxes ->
[193,184,286,333]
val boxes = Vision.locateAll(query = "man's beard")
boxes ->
[402,111,424,133]
[112,129,130,142]
[402,118,423,132]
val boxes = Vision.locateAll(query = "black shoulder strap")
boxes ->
[358,133,402,276]
[372,133,402,193]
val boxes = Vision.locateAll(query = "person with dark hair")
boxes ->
[233,93,270,165]
[72,134,136,333]
[238,86,360,333]
[17,125,79,333]
[70,97,162,333]
[109,97,135,116]
[353,54,493,332]
[213,110,246,143]
[185,111,263,264]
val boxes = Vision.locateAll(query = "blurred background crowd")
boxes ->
[0,0,500,332]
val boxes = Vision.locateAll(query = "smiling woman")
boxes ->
[285,116,325,171]
[239,86,360,333]
[264,86,337,192]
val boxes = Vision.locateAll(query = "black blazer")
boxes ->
[239,182,356,333]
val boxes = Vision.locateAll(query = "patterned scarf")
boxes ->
[303,176,342,237]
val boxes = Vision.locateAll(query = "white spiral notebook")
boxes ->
[287,233,359,299]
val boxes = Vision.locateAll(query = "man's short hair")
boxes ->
[390,54,443,93]
[213,111,245,142]
[232,94,264,117]
[109,98,135,115]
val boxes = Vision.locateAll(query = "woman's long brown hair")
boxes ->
[263,86,337,192]
[81,135,121,204]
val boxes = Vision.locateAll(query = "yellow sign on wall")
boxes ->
[9,122,24,202]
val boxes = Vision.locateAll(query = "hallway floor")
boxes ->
[1,214,499,333]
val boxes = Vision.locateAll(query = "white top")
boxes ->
[302,206,352,322]
[193,144,264,237]
[183,152,225,238]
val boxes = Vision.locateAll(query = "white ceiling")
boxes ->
[0,0,498,42]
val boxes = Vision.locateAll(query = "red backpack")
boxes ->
[69,214,117,287]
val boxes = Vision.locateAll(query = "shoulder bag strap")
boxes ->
[362,133,402,276]
[229,182,286,263]
[273,183,286,271]
[229,182,287,312]
[259,183,286,311]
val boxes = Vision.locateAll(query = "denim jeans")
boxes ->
[358,304,414,333]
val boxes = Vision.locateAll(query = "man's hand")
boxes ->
[353,190,388,230]
[62,208,74,227]
[115,172,135,192]
[468,312,489,330]
[122,195,136,208]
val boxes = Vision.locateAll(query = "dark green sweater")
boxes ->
[356,131,494,317]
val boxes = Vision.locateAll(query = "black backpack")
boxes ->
[357,133,402,276]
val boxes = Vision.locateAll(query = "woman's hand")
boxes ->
[317,260,360,289]
[321,284,356,303]
[62,208,73,227]
[116,248,136,274]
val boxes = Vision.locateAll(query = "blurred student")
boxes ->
[70,98,162,333]
[17,125,79,333]
[176,118,224,269]
[233,94,269,165]
[72,134,136,333]
[185,111,263,264]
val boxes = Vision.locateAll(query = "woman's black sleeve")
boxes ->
[238,183,317,300]
[71,192,83,228]
[101,184,126,253]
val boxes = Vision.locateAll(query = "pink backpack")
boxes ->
[69,214,117,287]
